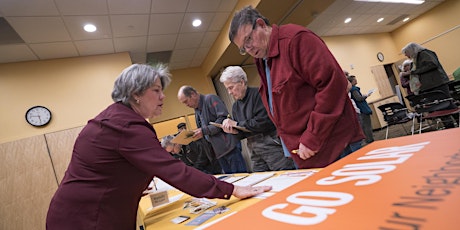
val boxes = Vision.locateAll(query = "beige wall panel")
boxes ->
[0,53,132,144]
[153,117,187,139]
[0,135,57,230]
[46,127,83,183]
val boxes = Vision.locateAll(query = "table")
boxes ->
[137,169,319,229]
[138,128,460,230]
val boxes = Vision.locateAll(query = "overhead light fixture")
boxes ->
[377,18,384,22]
[83,24,97,32]
[344,17,352,23]
[354,0,425,4]
[403,17,410,22]
[192,19,202,27]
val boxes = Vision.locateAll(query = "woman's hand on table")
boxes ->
[232,185,272,199]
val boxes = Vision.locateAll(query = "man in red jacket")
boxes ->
[228,6,364,169]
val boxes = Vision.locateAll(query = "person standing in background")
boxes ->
[219,66,296,172]
[348,75,374,144]
[344,70,362,123]
[401,42,451,95]
[177,85,248,173]
[228,6,364,169]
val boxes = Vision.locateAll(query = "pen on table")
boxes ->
[152,178,158,190]
[291,149,299,154]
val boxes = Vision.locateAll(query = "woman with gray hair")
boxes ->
[401,42,450,94]
[46,64,271,230]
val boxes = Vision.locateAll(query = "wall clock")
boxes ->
[25,106,52,127]
[377,52,384,62]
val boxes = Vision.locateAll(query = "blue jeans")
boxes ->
[217,143,247,173]
[337,140,363,160]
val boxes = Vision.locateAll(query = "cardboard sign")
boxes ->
[171,130,201,145]
[149,190,169,208]
[206,128,460,230]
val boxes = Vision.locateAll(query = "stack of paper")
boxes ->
[232,173,275,186]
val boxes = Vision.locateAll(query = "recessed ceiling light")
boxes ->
[83,24,97,32]
[377,18,384,22]
[192,19,202,27]
[344,17,352,23]
[403,17,410,22]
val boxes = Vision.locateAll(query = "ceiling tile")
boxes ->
[193,47,210,62]
[208,12,230,31]
[151,0,188,13]
[111,15,149,37]
[29,42,78,59]
[130,51,147,64]
[74,39,114,56]
[113,36,147,53]
[108,0,151,14]
[147,34,177,52]
[217,0,238,12]
[63,16,112,40]
[170,48,196,63]
[0,44,37,63]
[149,13,183,35]
[0,0,59,16]
[187,0,220,12]
[7,17,71,43]
[180,12,214,33]
[201,31,219,48]
[55,0,108,15]
[176,32,204,49]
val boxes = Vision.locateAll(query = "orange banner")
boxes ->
[207,128,460,230]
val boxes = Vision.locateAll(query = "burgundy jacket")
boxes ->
[255,24,364,169]
[46,102,233,230]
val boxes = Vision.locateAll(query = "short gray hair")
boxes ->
[401,42,425,59]
[219,66,247,84]
[111,63,171,105]
[160,135,174,148]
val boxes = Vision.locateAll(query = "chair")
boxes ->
[406,90,460,133]
[448,80,460,104]
[377,102,414,139]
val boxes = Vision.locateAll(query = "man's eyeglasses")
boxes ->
[239,22,257,55]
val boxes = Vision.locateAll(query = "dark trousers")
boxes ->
[217,143,247,173]
[359,113,374,143]
[246,132,296,172]
[337,140,363,160]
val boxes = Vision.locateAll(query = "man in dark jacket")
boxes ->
[178,86,247,173]
[220,66,296,172]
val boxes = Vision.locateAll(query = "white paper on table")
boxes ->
[232,173,275,186]
[255,170,318,192]
[223,175,247,183]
